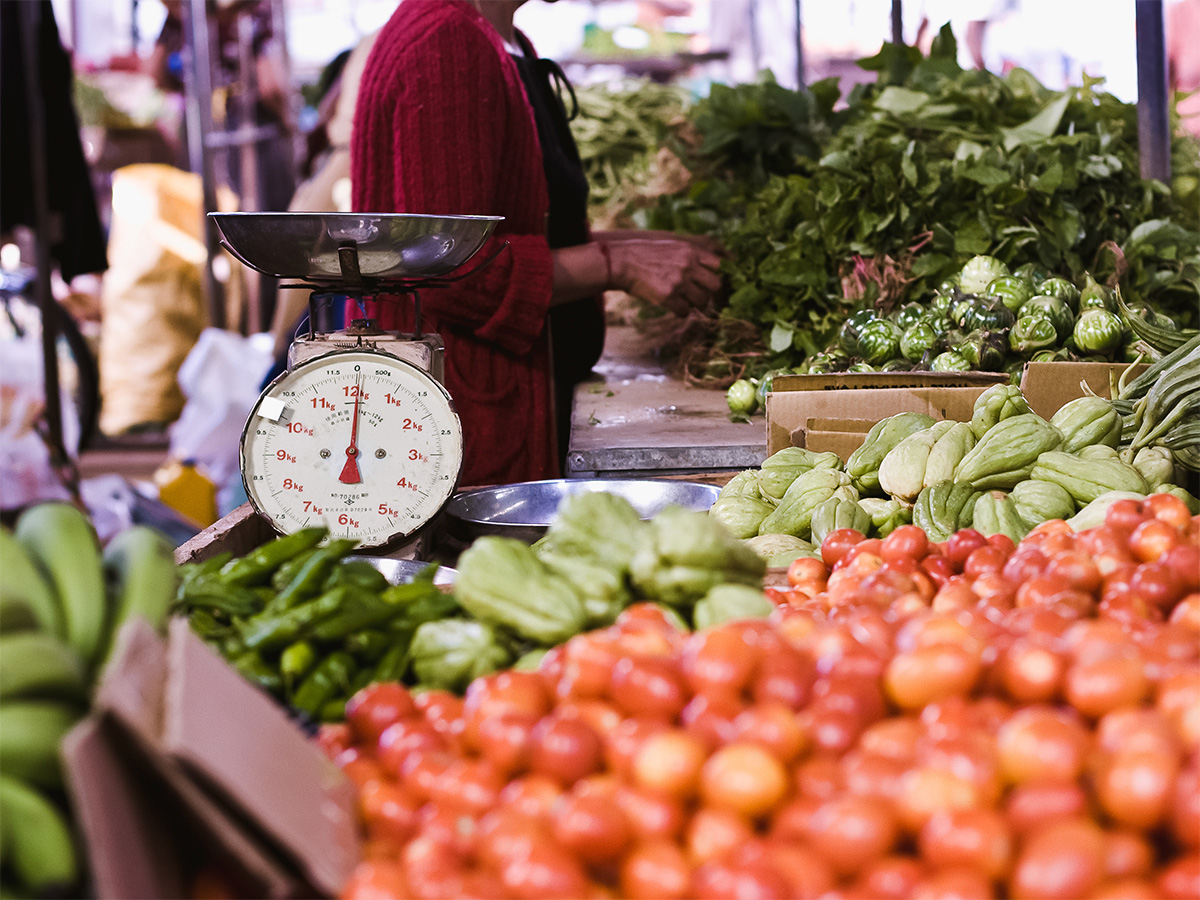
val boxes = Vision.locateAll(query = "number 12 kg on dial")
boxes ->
[240,349,464,547]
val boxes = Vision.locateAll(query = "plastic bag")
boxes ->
[167,327,274,515]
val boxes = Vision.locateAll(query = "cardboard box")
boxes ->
[765,372,1008,458]
[62,619,361,900]
[1020,361,1148,420]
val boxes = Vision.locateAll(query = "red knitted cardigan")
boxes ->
[351,0,558,487]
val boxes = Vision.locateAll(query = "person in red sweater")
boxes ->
[351,0,722,487]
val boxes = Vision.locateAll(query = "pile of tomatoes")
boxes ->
[321,495,1199,900]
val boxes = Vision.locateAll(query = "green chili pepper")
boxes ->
[232,650,284,694]
[239,586,353,651]
[387,583,459,627]
[371,641,410,684]
[268,538,360,613]
[270,548,319,592]
[344,630,392,663]
[322,559,389,593]
[308,589,403,641]
[179,553,232,586]
[319,698,347,723]
[292,651,356,717]
[179,577,263,617]
[187,608,234,641]
[218,527,329,587]
[280,640,317,690]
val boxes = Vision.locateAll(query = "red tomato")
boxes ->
[921,554,954,587]
[685,805,756,866]
[401,834,469,900]
[1103,828,1154,880]
[613,784,686,842]
[498,841,590,900]
[761,840,837,900]
[700,742,790,818]
[315,723,353,759]
[911,867,993,900]
[881,525,929,563]
[751,645,817,710]
[464,670,551,724]
[1095,748,1179,830]
[604,716,668,780]
[692,860,792,900]
[1172,764,1200,848]
[341,860,409,900]
[346,682,417,746]
[1004,781,1088,835]
[733,702,809,764]
[475,713,537,777]
[807,795,899,876]
[1159,857,1200,900]
[428,757,504,815]
[680,691,742,748]
[884,644,982,710]
[377,718,446,776]
[943,530,988,571]
[358,779,420,845]
[821,528,866,568]
[682,626,761,696]
[918,808,1011,879]
[556,634,620,700]
[1164,543,1200,593]
[1131,561,1186,611]
[787,556,829,587]
[610,656,688,720]
[619,841,692,900]
[1063,651,1149,718]
[552,790,631,865]
[1145,492,1191,528]
[996,705,1091,785]
[497,774,564,820]
[528,714,604,784]
[987,532,1016,555]
[1003,547,1051,584]
[632,728,709,798]
[1105,498,1147,531]
[1130,518,1181,563]
[851,856,923,900]
[1009,818,1106,900]
[476,808,549,869]
[997,636,1065,704]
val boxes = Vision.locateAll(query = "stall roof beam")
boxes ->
[1135,0,1171,182]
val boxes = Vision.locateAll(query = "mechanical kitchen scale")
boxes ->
[210,212,505,557]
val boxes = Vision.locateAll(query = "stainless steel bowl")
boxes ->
[347,556,456,586]
[444,479,722,543]
[210,212,503,281]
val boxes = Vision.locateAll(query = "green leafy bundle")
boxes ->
[651,28,1200,373]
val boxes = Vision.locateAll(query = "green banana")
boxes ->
[14,503,106,666]
[0,632,87,702]
[100,525,180,663]
[0,526,63,637]
[0,700,82,789]
[0,775,78,893]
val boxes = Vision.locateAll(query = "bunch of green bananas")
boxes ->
[0,502,179,895]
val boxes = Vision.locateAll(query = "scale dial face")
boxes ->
[240,349,463,547]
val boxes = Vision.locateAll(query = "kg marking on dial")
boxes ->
[240,349,464,547]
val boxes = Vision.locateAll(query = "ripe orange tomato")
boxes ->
[699,742,790,818]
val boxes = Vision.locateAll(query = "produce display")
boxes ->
[0,503,178,897]
[175,494,766,721]
[645,29,1199,382]
[713,379,1199,567]
[569,81,691,230]
[324,494,1199,900]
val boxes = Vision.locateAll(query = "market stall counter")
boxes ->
[565,325,766,478]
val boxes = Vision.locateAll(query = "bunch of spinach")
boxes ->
[648,27,1200,373]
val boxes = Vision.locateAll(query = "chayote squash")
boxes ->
[409,619,513,692]
[718,470,764,500]
[539,491,646,566]
[923,422,977,490]
[758,468,854,539]
[709,494,776,540]
[955,414,1062,490]
[913,482,982,542]
[847,412,938,496]
[1078,445,1121,461]
[536,551,632,629]
[858,497,913,538]
[1161,485,1200,514]
[969,384,1033,439]
[810,497,872,546]
[1127,446,1175,489]
[1030,451,1150,505]
[1050,397,1123,453]
[456,537,587,644]
[879,420,956,502]
[1010,479,1077,529]
[971,491,1029,544]
[693,584,774,631]
[758,447,843,504]
[631,507,766,608]
[744,533,819,568]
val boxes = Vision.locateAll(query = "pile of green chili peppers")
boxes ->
[176,527,456,723]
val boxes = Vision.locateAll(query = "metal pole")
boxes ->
[182,0,226,327]
[794,0,805,89]
[17,2,67,467]
[1135,0,1171,182]
[891,0,904,46]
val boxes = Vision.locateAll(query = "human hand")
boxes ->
[607,239,723,316]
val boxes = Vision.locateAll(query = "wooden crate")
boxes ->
[174,503,276,565]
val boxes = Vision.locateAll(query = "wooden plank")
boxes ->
[174,504,274,565]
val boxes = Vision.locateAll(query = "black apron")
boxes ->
[510,35,605,465]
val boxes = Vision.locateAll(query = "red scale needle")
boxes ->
[339,376,363,484]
